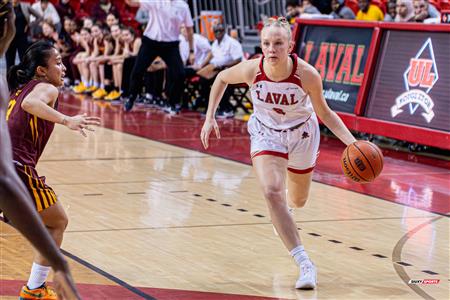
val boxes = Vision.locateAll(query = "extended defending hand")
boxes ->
[64,114,101,137]
[200,118,220,149]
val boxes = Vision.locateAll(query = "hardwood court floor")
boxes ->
[1,123,448,300]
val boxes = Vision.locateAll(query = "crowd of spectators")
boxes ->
[286,0,445,23]
[4,0,448,119]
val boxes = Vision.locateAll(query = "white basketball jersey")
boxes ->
[250,54,314,130]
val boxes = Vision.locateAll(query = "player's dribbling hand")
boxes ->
[53,270,81,300]
[64,114,101,137]
[200,118,220,149]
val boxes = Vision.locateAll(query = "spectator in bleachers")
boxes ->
[356,0,384,21]
[384,1,397,21]
[60,17,79,85]
[395,0,414,21]
[412,0,439,22]
[5,0,42,71]
[330,0,356,19]
[91,24,123,99]
[89,25,116,100]
[72,27,93,93]
[55,0,74,20]
[302,0,322,14]
[179,25,212,110]
[285,0,302,23]
[83,17,94,29]
[103,26,142,101]
[84,24,107,96]
[179,25,212,73]
[41,20,58,44]
[106,12,119,28]
[196,23,244,118]
[30,0,61,33]
[426,0,440,18]
[41,19,74,76]
[92,0,120,24]
[286,0,323,19]
[122,0,195,115]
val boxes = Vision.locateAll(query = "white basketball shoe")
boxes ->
[295,260,317,289]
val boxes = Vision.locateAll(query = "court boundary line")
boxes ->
[39,155,209,162]
[392,216,444,300]
[48,176,257,186]
[60,249,158,300]
[1,216,435,237]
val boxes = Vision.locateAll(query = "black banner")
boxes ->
[365,31,450,132]
[296,25,373,113]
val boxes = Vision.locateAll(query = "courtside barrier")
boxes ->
[292,19,449,150]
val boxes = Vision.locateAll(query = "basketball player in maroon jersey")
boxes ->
[1,3,81,300]
[201,17,356,289]
[6,40,100,299]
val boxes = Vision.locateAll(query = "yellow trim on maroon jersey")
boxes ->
[29,119,35,144]
[25,166,43,211]
[36,177,50,208]
[39,177,56,206]
[34,115,39,144]
[5,99,16,121]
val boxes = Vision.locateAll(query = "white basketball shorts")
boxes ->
[247,113,320,173]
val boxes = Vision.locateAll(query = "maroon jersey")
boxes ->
[6,80,58,167]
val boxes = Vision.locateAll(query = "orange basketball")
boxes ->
[341,141,384,183]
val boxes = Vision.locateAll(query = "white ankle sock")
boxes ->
[290,245,310,266]
[27,263,50,289]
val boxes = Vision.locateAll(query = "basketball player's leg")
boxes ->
[287,115,320,208]
[283,117,320,289]
[116,63,123,91]
[89,61,99,88]
[37,202,68,259]
[25,202,67,295]
[286,171,313,208]
[252,155,301,251]
[99,63,105,89]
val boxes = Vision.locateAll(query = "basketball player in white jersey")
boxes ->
[201,17,357,289]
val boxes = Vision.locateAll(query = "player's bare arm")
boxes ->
[299,59,356,146]
[206,59,258,118]
[200,59,258,149]
[22,83,101,136]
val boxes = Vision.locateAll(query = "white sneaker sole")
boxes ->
[295,262,317,290]
[295,280,317,289]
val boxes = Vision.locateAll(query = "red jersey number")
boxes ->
[272,108,286,115]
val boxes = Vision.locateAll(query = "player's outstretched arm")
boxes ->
[21,83,101,137]
[201,60,258,149]
[302,63,356,146]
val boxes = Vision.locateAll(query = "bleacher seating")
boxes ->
[346,0,359,15]
[343,0,450,15]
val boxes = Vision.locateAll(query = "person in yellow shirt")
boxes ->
[356,0,384,21]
